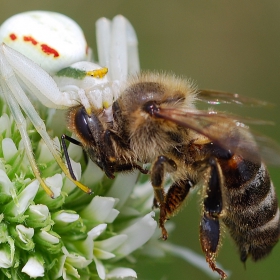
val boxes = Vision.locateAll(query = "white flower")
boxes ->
[4,180,39,217]
[21,256,45,278]
[80,196,119,225]
[114,212,157,257]
[0,247,13,268]
[106,268,137,279]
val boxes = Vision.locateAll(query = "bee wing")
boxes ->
[197,89,273,107]
[154,108,280,165]
[252,134,280,166]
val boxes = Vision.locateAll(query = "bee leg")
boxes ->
[104,129,147,171]
[104,129,129,149]
[114,163,148,174]
[200,158,227,279]
[151,155,177,240]
[103,130,149,174]
[161,179,193,234]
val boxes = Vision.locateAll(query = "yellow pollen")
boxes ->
[103,101,110,108]
[85,106,92,115]
[109,156,116,162]
[86,67,108,78]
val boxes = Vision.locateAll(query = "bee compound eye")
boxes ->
[142,101,159,116]
[74,107,94,142]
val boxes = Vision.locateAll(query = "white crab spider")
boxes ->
[0,11,139,197]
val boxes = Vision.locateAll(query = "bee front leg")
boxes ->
[200,158,227,280]
[151,155,177,239]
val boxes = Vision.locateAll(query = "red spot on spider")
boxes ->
[9,33,17,40]
[41,44,59,58]
[23,36,38,45]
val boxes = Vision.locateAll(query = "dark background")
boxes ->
[1,1,280,279]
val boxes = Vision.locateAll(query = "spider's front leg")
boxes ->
[0,47,55,196]
[96,15,140,82]
[0,11,139,196]
[0,44,94,196]
[150,155,192,240]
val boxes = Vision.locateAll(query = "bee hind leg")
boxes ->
[200,214,227,279]
[199,158,227,279]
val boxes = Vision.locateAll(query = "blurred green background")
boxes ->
[1,1,280,279]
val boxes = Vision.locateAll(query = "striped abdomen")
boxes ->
[221,156,280,262]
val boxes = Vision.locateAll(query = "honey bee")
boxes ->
[62,72,280,279]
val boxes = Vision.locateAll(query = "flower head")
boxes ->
[0,101,158,279]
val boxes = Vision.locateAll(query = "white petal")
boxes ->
[38,231,59,244]
[160,243,231,279]
[2,138,17,161]
[9,180,39,216]
[68,139,83,161]
[63,263,80,279]
[21,257,44,277]
[94,248,115,260]
[37,139,57,163]
[53,253,67,279]
[104,208,119,223]
[107,267,137,279]
[61,246,91,268]
[93,255,106,280]
[95,235,127,252]
[0,169,14,195]
[16,225,34,243]
[68,158,82,181]
[131,181,154,210]
[88,224,107,240]
[79,224,107,260]
[0,114,11,134]
[115,212,156,257]
[45,174,63,198]
[28,204,49,222]
[0,250,12,268]
[82,160,104,186]
[80,196,117,222]
[66,253,91,269]
[106,172,138,209]
[54,212,79,223]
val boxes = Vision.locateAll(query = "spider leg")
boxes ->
[1,43,78,109]
[123,17,140,76]
[0,47,92,195]
[0,60,54,197]
[96,17,111,73]
[111,15,140,81]
[96,15,139,83]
